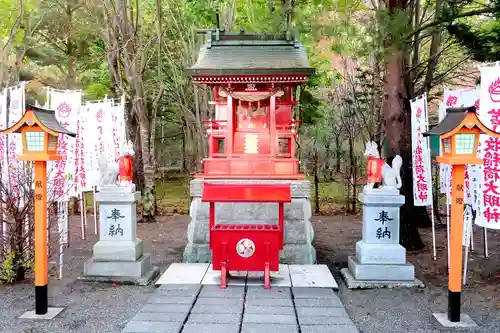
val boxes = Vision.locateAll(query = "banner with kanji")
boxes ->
[49,89,82,201]
[439,88,481,204]
[475,65,500,228]
[7,84,25,201]
[0,88,7,186]
[411,94,432,206]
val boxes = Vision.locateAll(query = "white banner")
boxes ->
[462,205,473,246]
[475,65,500,228]
[0,89,7,186]
[7,84,25,201]
[49,89,82,201]
[439,88,481,204]
[86,100,110,189]
[411,94,433,206]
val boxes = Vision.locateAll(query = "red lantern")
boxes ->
[366,157,383,183]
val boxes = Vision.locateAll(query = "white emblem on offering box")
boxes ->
[236,238,255,257]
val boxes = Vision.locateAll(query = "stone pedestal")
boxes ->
[341,188,423,288]
[183,179,316,264]
[81,185,159,285]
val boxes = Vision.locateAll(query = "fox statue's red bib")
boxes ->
[119,155,133,183]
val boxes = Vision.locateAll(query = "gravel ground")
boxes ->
[314,215,500,333]
[0,213,499,333]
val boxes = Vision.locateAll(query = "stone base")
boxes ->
[341,268,424,289]
[183,243,316,265]
[432,313,478,327]
[184,179,316,265]
[81,254,159,286]
[347,256,415,281]
[356,241,406,264]
[93,239,143,261]
[19,307,65,320]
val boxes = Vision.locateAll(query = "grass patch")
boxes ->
[79,174,351,216]
[156,176,190,215]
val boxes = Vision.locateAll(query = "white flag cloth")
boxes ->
[0,89,7,181]
[7,84,25,201]
[411,94,433,206]
[475,66,500,229]
[49,89,82,201]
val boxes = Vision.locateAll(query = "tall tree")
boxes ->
[99,0,161,221]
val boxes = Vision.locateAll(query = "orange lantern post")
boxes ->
[0,105,75,315]
[425,106,500,325]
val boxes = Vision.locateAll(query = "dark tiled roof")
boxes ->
[186,31,314,76]
[424,106,475,136]
[26,104,76,137]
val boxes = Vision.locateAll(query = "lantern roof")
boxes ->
[424,105,499,138]
[0,104,76,137]
[186,30,314,77]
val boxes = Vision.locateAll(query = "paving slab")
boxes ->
[191,303,243,314]
[297,315,356,326]
[198,285,245,298]
[181,323,240,333]
[156,263,209,285]
[187,313,241,324]
[131,312,189,323]
[245,297,294,307]
[300,324,360,333]
[289,264,338,289]
[147,296,196,304]
[243,314,297,324]
[247,264,291,287]
[291,286,336,298]
[241,323,299,333]
[158,284,202,291]
[296,306,348,317]
[139,304,192,314]
[294,297,344,307]
[245,305,296,315]
[195,297,243,306]
[121,320,183,333]
[201,265,247,285]
[155,288,200,297]
[246,286,291,299]
[120,281,359,333]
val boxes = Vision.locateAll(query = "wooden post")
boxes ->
[269,95,276,157]
[226,95,233,158]
[449,164,465,322]
[34,160,48,315]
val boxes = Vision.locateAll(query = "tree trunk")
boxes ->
[137,110,156,222]
[383,51,425,251]
[335,134,341,173]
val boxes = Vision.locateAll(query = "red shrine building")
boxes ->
[183,29,316,266]
[186,30,314,179]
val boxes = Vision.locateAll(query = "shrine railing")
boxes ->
[204,119,227,134]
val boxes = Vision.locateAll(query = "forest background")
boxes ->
[1,0,499,273]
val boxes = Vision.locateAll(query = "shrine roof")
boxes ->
[424,106,475,136]
[186,31,314,77]
[26,104,76,137]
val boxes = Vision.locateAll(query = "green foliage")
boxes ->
[0,251,33,284]
[442,0,500,62]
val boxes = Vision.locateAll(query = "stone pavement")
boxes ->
[121,284,359,333]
